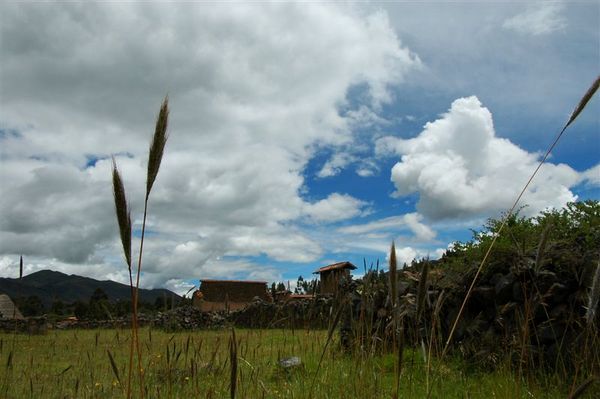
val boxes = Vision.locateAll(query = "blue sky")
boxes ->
[0,1,598,294]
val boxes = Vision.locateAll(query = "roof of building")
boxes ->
[0,294,24,320]
[200,279,267,284]
[313,261,357,274]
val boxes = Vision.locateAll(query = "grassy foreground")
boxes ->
[0,327,572,398]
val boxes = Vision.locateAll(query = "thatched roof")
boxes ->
[0,294,24,320]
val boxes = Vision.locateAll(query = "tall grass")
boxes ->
[112,97,169,399]
[0,328,573,398]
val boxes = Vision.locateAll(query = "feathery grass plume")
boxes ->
[585,259,600,328]
[111,158,132,269]
[416,260,429,322]
[565,75,600,129]
[146,96,169,197]
[389,242,398,309]
[130,97,169,399]
[388,242,403,399]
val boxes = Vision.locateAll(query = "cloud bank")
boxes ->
[0,3,420,289]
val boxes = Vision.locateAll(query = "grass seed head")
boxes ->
[565,75,599,128]
[389,241,398,308]
[416,260,429,322]
[146,96,169,197]
[112,158,132,269]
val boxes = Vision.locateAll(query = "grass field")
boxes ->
[0,327,573,398]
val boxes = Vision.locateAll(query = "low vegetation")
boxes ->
[0,327,572,398]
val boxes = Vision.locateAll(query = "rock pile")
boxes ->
[437,263,594,369]
[230,296,333,329]
[345,250,598,371]
[0,316,47,334]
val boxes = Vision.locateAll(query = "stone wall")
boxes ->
[343,257,598,371]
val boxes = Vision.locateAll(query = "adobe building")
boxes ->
[313,261,357,296]
[193,279,271,312]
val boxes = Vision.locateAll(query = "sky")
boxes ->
[0,1,598,295]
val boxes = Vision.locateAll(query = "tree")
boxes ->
[154,295,172,311]
[16,295,44,317]
[294,276,305,294]
[50,299,65,316]
[276,282,286,292]
[74,300,89,320]
[88,288,111,320]
[113,299,131,317]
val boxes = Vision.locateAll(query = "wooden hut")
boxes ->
[193,280,271,312]
[313,261,356,296]
[0,294,24,319]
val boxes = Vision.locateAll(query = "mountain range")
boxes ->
[0,270,180,307]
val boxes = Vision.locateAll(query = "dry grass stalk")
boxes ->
[534,221,552,272]
[112,157,135,398]
[229,328,238,399]
[134,96,169,397]
[19,256,22,280]
[387,242,402,399]
[111,97,169,399]
[310,299,347,398]
[107,349,123,389]
[416,260,429,322]
[585,259,600,328]
[568,376,598,399]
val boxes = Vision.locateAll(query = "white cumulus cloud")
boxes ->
[338,212,435,242]
[304,193,369,223]
[378,96,581,220]
[581,164,600,187]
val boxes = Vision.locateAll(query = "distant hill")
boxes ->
[0,270,180,307]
